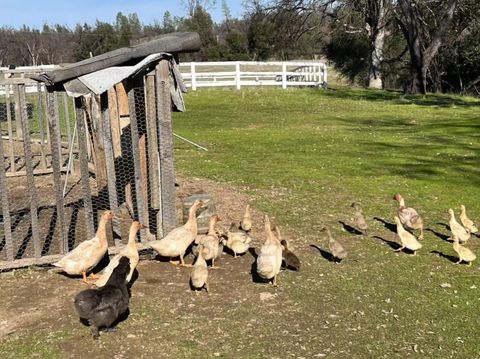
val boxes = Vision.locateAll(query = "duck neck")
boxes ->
[128,225,139,248]
[96,215,110,243]
[397,197,406,209]
[207,219,217,236]
[185,205,199,234]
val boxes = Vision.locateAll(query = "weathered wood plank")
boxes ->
[46,89,68,254]
[0,242,152,270]
[0,131,14,260]
[107,88,122,158]
[100,92,121,247]
[18,85,40,257]
[156,61,177,233]
[127,79,148,242]
[5,84,15,173]
[36,83,48,169]
[145,74,162,238]
[13,84,23,139]
[74,98,95,240]
[31,32,201,85]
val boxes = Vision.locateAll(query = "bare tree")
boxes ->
[396,0,459,94]
[181,0,217,17]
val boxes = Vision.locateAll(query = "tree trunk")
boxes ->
[397,0,459,94]
[366,0,387,89]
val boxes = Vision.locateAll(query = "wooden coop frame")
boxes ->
[0,32,201,270]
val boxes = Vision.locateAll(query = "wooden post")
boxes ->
[282,63,287,89]
[107,88,122,158]
[91,96,108,190]
[235,62,241,90]
[5,85,15,173]
[46,89,68,254]
[126,79,149,242]
[145,73,162,238]
[74,98,95,240]
[190,62,197,91]
[100,91,121,247]
[18,85,40,257]
[0,133,14,260]
[36,83,47,169]
[156,60,177,233]
[62,92,72,146]
[13,84,23,139]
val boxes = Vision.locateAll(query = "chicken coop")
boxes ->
[0,32,201,270]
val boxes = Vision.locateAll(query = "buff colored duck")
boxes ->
[54,210,114,283]
[149,200,204,266]
[460,205,478,234]
[393,194,424,240]
[195,215,222,268]
[225,222,251,258]
[320,226,347,262]
[393,216,422,255]
[448,208,470,244]
[452,235,476,266]
[240,204,252,232]
[256,216,283,286]
[94,221,144,287]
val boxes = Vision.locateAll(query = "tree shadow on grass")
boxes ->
[321,87,479,108]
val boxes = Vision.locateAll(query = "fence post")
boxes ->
[282,63,287,89]
[0,129,14,260]
[323,63,328,86]
[190,62,197,91]
[156,60,177,235]
[18,85,41,257]
[5,84,15,173]
[46,88,68,254]
[235,62,241,90]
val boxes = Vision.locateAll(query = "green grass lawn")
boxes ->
[171,87,480,357]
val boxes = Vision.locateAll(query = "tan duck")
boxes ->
[448,208,471,244]
[190,245,209,293]
[460,205,478,234]
[240,204,252,232]
[54,210,114,283]
[256,216,283,286]
[93,221,144,287]
[276,227,300,271]
[195,215,222,268]
[393,216,422,255]
[320,226,347,262]
[225,222,252,258]
[393,194,424,240]
[149,200,204,266]
[351,202,368,235]
[452,235,476,266]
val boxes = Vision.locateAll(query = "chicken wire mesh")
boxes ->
[0,69,173,269]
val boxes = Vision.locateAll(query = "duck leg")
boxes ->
[394,246,404,252]
[210,259,219,269]
[418,226,424,240]
[204,280,209,293]
[90,325,100,339]
[179,254,192,267]
[82,271,88,284]
[272,275,278,287]
[455,258,462,264]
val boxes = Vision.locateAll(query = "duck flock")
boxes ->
[51,194,478,339]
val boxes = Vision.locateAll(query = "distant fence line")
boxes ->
[1,61,327,94]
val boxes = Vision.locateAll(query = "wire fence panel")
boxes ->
[0,62,176,270]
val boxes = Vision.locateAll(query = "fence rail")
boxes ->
[178,61,327,90]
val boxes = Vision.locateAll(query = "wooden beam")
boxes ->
[36,83,47,169]
[74,98,95,240]
[127,79,149,242]
[156,61,177,234]
[107,88,122,158]
[5,84,15,173]
[0,130,14,260]
[145,74,162,238]
[46,89,68,254]
[0,242,152,271]
[100,91,121,247]
[18,84,41,257]
[12,84,23,139]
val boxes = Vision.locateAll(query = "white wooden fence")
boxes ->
[1,61,327,93]
[178,61,327,90]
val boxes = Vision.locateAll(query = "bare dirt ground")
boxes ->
[0,175,325,358]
